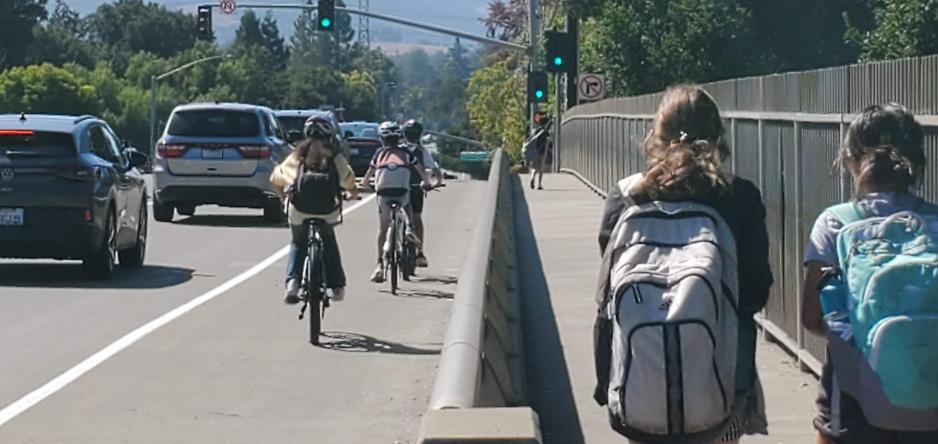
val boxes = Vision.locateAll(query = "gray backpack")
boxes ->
[598,175,740,443]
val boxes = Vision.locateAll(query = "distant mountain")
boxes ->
[59,0,491,47]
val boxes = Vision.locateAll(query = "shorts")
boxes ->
[815,359,938,444]
[378,193,409,228]
[409,186,425,214]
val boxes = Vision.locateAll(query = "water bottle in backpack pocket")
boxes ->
[828,203,938,422]
[600,198,740,443]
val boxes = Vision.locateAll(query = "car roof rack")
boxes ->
[73,115,97,124]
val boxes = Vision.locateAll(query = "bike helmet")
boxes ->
[402,119,424,142]
[303,115,336,140]
[378,121,403,145]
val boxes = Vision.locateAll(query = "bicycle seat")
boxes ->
[304,218,329,226]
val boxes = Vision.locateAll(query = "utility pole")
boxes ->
[357,0,371,48]
[565,14,578,109]
[528,0,541,135]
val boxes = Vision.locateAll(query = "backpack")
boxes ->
[597,175,740,443]
[824,201,938,429]
[291,158,341,215]
[372,147,412,194]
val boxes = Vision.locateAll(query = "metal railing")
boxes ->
[559,54,938,374]
[427,148,527,408]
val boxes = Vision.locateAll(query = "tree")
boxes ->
[0,0,47,69]
[29,0,98,68]
[340,70,378,120]
[432,39,473,131]
[466,57,526,160]
[87,0,197,71]
[261,12,289,70]
[0,63,97,115]
[579,0,765,95]
[234,10,265,52]
[855,0,938,61]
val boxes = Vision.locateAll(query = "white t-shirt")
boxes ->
[803,192,927,267]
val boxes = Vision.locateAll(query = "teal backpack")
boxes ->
[830,201,938,414]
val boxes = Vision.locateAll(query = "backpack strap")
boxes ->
[827,202,867,226]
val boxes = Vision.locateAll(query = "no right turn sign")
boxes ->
[578,74,606,102]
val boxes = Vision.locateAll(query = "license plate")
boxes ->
[0,208,24,226]
[349,148,360,155]
[201,148,224,159]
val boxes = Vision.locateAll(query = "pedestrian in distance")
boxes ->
[801,103,938,444]
[270,116,357,304]
[523,114,552,190]
[595,84,773,444]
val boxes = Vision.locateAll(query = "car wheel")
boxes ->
[83,211,117,280]
[153,199,174,222]
[177,204,196,217]
[119,201,147,268]
[263,199,286,224]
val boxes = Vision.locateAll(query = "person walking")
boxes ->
[524,115,552,190]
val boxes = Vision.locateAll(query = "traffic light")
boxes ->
[197,6,212,40]
[529,71,548,103]
[318,0,335,31]
[544,30,575,74]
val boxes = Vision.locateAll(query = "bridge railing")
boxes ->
[418,149,540,443]
[559,54,938,375]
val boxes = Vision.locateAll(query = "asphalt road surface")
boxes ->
[0,178,481,443]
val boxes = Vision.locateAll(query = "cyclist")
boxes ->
[270,116,356,304]
[402,119,443,268]
[362,121,432,283]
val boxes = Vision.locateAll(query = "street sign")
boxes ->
[460,151,490,162]
[219,0,237,15]
[578,73,606,102]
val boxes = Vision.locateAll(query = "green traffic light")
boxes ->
[535,90,544,99]
[553,56,563,66]
[321,17,332,28]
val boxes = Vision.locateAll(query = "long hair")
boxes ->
[296,135,337,171]
[839,103,925,195]
[634,84,731,201]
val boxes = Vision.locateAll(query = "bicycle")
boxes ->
[382,200,417,295]
[298,218,331,345]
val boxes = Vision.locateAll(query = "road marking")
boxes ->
[0,194,376,428]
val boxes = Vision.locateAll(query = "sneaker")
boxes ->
[416,253,429,268]
[370,264,385,283]
[537,184,544,190]
[330,287,346,302]
[283,278,301,305]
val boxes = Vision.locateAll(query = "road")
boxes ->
[0,178,481,443]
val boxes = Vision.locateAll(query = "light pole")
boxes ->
[148,54,230,154]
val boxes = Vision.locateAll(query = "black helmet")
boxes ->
[304,115,336,140]
[378,121,403,145]
[402,119,424,142]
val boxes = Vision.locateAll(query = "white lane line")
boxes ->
[0,194,376,427]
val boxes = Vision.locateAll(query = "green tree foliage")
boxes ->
[855,0,938,61]
[87,0,197,71]
[30,0,98,68]
[465,57,526,160]
[0,63,96,114]
[261,12,290,71]
[0,0,47,69]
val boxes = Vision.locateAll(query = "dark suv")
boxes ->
[0,114,150,279]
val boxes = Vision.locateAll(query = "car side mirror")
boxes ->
[286,130,303,143]
[125,148,149,170]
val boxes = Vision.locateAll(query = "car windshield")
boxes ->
[340,124,379,139]
[0,131,75,158]
[167,110,261,137]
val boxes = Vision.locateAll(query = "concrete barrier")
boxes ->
[419,149,539,443]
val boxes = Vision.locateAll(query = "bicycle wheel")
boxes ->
[389,246,399,295]
[307,243,323,345]
[401,243,415,281]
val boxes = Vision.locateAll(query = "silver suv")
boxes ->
[152,103,292,223]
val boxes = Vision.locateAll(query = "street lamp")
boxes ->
[148,54,231,154]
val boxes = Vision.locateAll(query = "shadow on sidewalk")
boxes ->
[319,331,441,355]
[512,175,586,444]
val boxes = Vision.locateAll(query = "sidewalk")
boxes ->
[515,173,819,444]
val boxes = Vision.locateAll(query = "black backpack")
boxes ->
[291,157,341,215]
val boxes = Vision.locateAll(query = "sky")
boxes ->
[62,0,494,47]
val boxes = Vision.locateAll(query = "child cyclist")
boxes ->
[270,116,356,304]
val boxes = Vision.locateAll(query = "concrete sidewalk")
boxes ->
[515,173,819,444]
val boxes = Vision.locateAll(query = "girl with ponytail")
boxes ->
[597,85,773,443]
